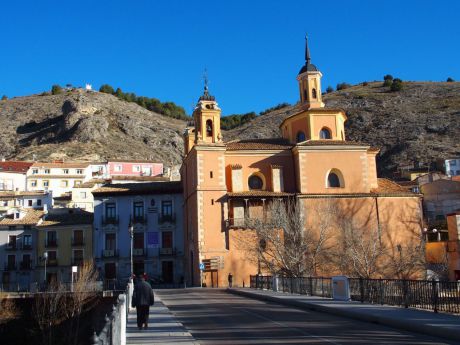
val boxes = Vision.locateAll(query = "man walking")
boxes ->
[132,275,154,330]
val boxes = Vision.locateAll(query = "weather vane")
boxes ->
[203,68,209,92]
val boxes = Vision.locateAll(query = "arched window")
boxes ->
[312,88,317,99]
[326,169,344,188]
[206,119,213,137]
[320,127,332,139]
[296,131,306,143]
[248,174,264,190]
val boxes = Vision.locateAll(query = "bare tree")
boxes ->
[0,296,20,323]
[33,261,99,345]
[236,198,334,277]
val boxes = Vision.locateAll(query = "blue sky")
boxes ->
[1,0,459,115]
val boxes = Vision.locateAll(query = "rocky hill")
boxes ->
[0,90,187,167]
[1,82,459,177]
[225,82,460,177]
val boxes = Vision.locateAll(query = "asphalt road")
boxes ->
[156,288,455,345]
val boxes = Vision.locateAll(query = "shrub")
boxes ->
[336,82,351,91]
[362,81,369,86]
[99,84,115,94]
[1,95,7,101]
[390,78,403,92]
[384,74,393,81]
[446,77,455,82]
[51,84,62,95]
[326,86,334,93]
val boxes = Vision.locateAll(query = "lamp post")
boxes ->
[129,222,134,279]
[43,251,48,287]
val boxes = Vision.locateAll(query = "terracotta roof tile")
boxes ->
[73,179,108,188]
[228,191,294,197]
[0,161,33,173]
[298,140,369,147]
[225,138,292,151]
[93,181,182,196]
[0,209,44,226]
[111,176,169,182]
[39,210,93,227]
[31,162,90,169]
[371,178,418,195]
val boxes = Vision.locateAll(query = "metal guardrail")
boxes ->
[250,275,460,314]
[348,278,460,314]
[250,275,332,298]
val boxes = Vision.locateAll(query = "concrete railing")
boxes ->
[91,293,127,345]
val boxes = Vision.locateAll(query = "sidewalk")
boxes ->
[126,293,199,345]
[228,288,460,342]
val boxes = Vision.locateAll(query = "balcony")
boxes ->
[158,213,176,224]
[47,259,58,266]
[133,248,146,257]
[102,216,119,225]
[4,263,17,271]
[72,258,84,266]
[131,215,147,225]
[225,217,268,229]
[6,244,17,251]
[159,247,176,257]
[45,240,58,248]
[102,249,118,258]
[20,261,33,270]
[21,244,33,250]
[72,238,85,247]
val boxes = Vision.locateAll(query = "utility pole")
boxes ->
[43,251,48,288]
[129,222,134,279]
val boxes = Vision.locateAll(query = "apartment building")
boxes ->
[92,182,183,286]
[26,162,92,197]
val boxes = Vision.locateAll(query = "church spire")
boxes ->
[199,68,215,101]
[305,34,311,65]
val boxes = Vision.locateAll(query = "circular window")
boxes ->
[248,175,263,190]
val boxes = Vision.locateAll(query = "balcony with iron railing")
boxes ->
[132,248,147,257]
[21,244,33,250]
[5,244,17,251]
[131,215,147,225]
[4,263,17,271]
[19,261,33,270]
[102,215,119,225]
[45,239,58,248]
[159,247,176,257]
[102,249,119,258]
[47,258,58,266]
[72,258,84,266]
[158,213,176,224]
[71,238,85,246]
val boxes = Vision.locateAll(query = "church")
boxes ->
[181,37,423,287]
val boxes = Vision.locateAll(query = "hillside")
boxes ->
[225,82,460,177]
[0,89,187,167]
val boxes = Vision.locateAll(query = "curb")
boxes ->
[227,288,460,343]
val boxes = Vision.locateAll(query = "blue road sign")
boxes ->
[199,263,205,271]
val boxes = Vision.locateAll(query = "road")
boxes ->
[156,288,454,345]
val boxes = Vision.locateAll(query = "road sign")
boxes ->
[199,263,205,271]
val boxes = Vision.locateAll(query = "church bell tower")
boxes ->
[297,35,325,109]
[193,75,222,145]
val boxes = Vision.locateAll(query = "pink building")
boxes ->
[107,160,163,177]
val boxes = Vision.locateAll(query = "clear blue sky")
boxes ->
[1,0,459,115]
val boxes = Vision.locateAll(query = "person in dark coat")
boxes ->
[228,273,233,288]
[131,275,154,330]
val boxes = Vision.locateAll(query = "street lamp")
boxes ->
[128,222,134,279]
[43,251,48,287]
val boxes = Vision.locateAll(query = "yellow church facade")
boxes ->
[181,38,423,287]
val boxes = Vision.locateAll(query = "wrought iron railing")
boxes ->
[249,275,460,314]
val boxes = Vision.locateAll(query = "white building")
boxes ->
[0,161,33,192]
[26,162,93,198]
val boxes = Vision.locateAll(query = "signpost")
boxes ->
[199,263,205,288]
